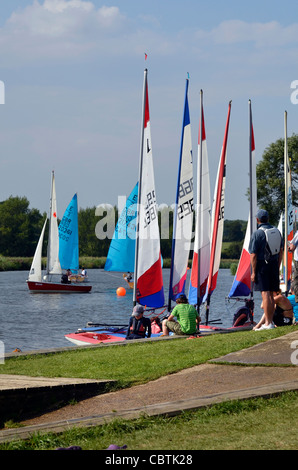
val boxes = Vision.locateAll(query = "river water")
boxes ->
[0,269,263,353]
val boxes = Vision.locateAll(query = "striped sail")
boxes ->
[169,78,194,305]
[133,69,164,308]
[228,100,257,298]
[188,91,211,306]
[104,183,138,273]
[205,101,231,322]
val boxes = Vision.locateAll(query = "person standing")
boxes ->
[248,209,283,330]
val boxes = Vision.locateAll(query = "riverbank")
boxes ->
[1,327,298,450]
[0,256,238,272]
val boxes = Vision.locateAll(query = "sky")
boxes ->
[0,0,298,221]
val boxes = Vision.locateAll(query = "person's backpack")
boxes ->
[258,226,282,262]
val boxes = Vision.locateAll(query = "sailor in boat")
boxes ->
[81,268,87,277]
[61,269,71,284]
[125,305,151,340]
[124,272,132,282]
[161,294,200,336]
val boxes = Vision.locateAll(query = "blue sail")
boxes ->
[58,193,79,272]
[104,183,138,272]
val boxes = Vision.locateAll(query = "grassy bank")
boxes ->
[0,256,238,271]
[2,391,297,450]
[2,327,294,385]
[0,326,297,450]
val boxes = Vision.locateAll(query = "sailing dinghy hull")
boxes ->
[199,324,253,333]
[65,326,164,346]
[27,280,92,293]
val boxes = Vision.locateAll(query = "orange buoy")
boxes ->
[116,287,126,296]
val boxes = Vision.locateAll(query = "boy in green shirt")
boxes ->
[162,294,200,336]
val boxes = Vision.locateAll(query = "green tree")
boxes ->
[0,196,43,256]
[223,220,246,242]
[256,133,298,226]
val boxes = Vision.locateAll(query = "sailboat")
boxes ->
[65,68,164,345]
[168,77,194,309]
[133,68,164,308]
[188,90,211,309]
[58,193,89,283]
[104,182,138,288]
[27,172,92,293]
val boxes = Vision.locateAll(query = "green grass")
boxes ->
[0,256,238,271]
[1,391,297,450]
[1,326,297,450]
[2,327,296,387]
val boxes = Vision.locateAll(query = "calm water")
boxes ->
[0,269,263,353]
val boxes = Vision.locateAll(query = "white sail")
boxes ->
[46,171,62,275]
[28,218,47,282]
[133,69,164,308]
[188,91,211,306]
[169,78,194,303]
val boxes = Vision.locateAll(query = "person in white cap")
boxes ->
[125,305,151,340]
[249,209,283,330]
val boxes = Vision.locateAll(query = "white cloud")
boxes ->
[195,19,298,48]
[6,0,124,37]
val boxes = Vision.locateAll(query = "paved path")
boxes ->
[1,330,298,443]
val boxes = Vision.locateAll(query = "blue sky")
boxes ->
[0,0,298,221]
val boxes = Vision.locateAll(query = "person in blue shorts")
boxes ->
[249,209,283,331]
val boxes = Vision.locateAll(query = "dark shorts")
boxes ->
[273,309,293,327]
[254,258,280,292]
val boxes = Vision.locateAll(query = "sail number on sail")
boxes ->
[143,190,157,228]
[59,209,74,243]
[177,177,194,220]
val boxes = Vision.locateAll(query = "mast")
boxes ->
[284,110,288,296]
[249,99,254,300]
[133,69,147,306]
[197,89,203,313]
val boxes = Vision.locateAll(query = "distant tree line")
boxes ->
[0,196,246,259]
